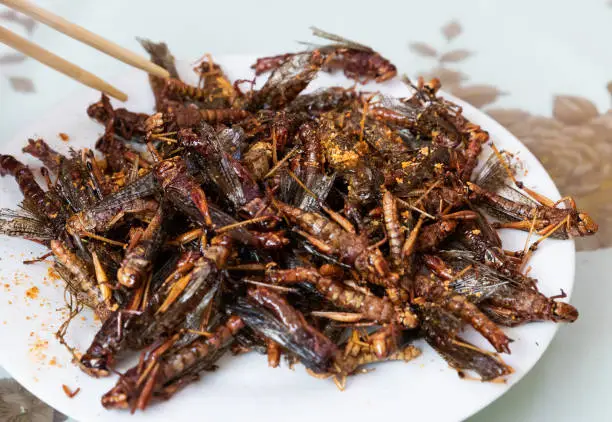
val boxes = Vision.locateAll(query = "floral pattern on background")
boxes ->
[0,10,37,93]
[0,379,66,422]
[410,20,611,251]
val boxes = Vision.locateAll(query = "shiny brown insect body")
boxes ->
[50,240,111,321]
[80,250,202,376]
[163,78,211,102]
[199,108,251,124]
[273,201,398,288]
[117,205,165,288]
[66,173,158,236]
[468,182,597,238]
[246,50,324,111]
[151,155,213,228]
[252,27,397,83]
[22,138,63,174]
[382,191,404,268]
[232,287,338,374]
[482,285,578,326]
[417,303,512,381]
[415,220,458,252]
[267,267,396,323]
[0,154,67,226]
[102,316,244,410]
[414,275,511,353]
[370,101,463,148]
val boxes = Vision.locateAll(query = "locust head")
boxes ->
[371,55,397,83]
[552,301,579,323]
[576,212,598,236]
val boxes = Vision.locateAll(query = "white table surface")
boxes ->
[0,1,610,421]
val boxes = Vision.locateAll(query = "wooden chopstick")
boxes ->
[0,25,128,101]
[1,0,170,79]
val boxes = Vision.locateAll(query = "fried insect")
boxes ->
[273,200,397,287]
[417,303,512,381]
[150,152,213,228]
[87,94,149,142]
[117,205,166,288]
[66,173,158,235]
[252,27,397,83]
[230,287,337,374]
[468,182,597,238]
[80,251,200,376]
[102,316,245,410]
[382,191,403,268]
[267,267,396,324]
[246,50,324,111]
[50,240,111,321]
[0,154,67,229]
[414,275,511,353]
[482,285,578,326]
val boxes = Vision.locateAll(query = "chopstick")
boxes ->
[0,25,128,101]
[1,0,170,79]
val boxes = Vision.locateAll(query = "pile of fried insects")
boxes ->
[0,28,597,412]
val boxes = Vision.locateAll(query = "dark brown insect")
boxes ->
[468,182,597,238]
[267,267,396,323]
[252,27,397,83]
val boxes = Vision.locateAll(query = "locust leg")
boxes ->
[493,220,534,231]
[294,230,334,254]
[189,186,213,228]
[526,216,571,255]
[321,205,356,234]
[168,228,203,246]
[401,215,425,259]
[23,251,53,265]
[105,211,126,230]
[92,251,113,305]
[310,311,365,322]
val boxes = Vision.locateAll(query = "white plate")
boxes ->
[0,55,575,422]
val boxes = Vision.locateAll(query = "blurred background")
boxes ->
[0,0,610,420]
